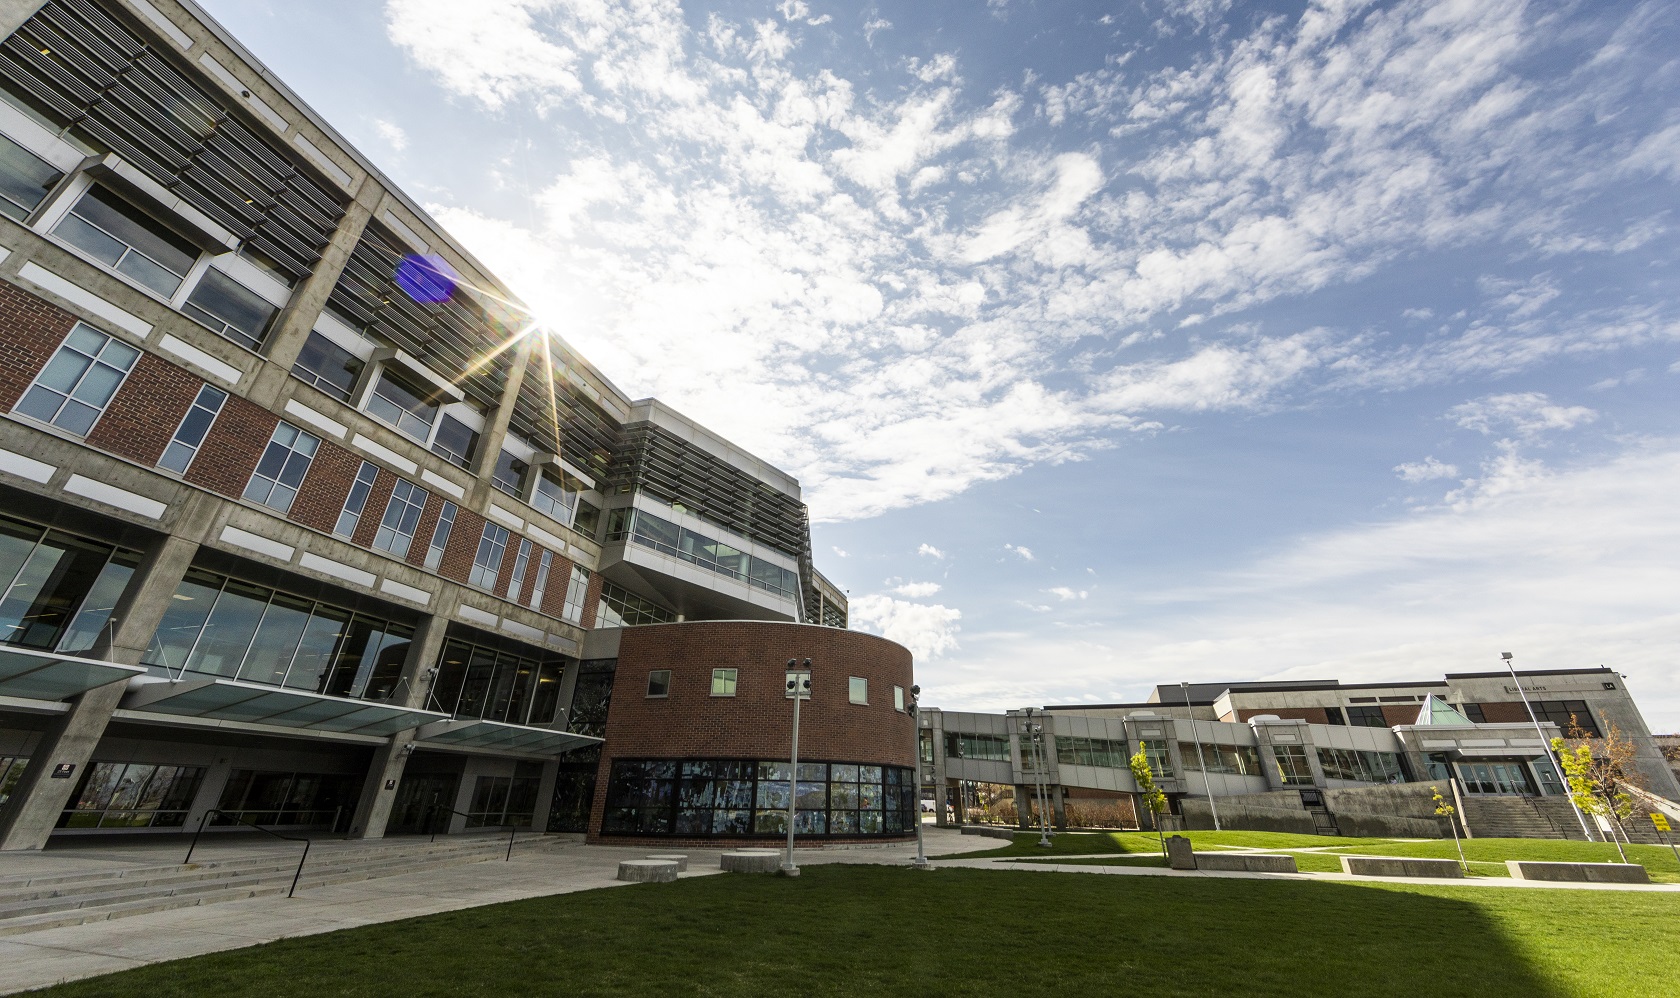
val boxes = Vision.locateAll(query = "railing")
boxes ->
[426,805,519,861]
[182,809,313,898]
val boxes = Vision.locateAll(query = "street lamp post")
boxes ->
[908,684,930,870]
[1502,652,1594,841]
[782,658,812,877]
[1182,681,1221,831]
[1023,707,1052,847]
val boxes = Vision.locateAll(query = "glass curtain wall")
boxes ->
[56,762,205,828]
[214,769,360,828]
[1054,736,1129,769]
[1176,742,1265,777]
[603,758,917,838]
[1315,747,1407,784]
[425,636,566,727]
[943,733,1012,762]
[0,513,139,653]
[605,507,799,600]
[143,567,415,701]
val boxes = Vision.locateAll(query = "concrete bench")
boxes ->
[617,860,679,883]
[1506,861,1650,884]
[1196,853,1298,874]
[720,850,782,873]
[646,853,688,873]
[1340,856,1464,879]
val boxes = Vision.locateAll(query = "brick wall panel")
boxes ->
[184,395,278,499]
[0,279,79,410]
[349,470,398,548]
[1380,705,1420,727]
[438,507,487,584]
[405,492,447,568]
[586,622,917,842]
[1475,701,1533,724]
[580,570,603,629]
[288,443,363,535]
[540,554,576,619]
[84,353,202,466]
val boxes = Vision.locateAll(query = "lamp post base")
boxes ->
[777,864,801,877]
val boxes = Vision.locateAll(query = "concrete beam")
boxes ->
[349,613,450,839]
[0,1,46,40]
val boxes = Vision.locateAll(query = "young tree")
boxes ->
[1552,737,1633,863]
[1431,785,1468,873]
[1130,747,1170,857]
[1556,717,1645,858]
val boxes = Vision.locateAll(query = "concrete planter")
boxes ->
[1340,856,1465,878]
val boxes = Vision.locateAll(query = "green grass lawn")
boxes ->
[31,865,1679,998]
[1324,837,1680,882]
[941,828,1405,859]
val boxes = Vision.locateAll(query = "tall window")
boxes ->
[291,332,364,402]
[365,369,438,441]
[507,539,533,599]
[0,133,62,221]
[1271,744,1314,785]
[182,269,278,350]
[468,522,510,589]
[561,566,590,624]
[14,323,139,435]
[373,480,427,558]
[491,450,528,497]
[423,501,456,570]
[1533,700,1601,738]
[52,185,197,297]
[244,422,320,514]
[158,384,227,473]
[1140,740,1175,779]
[646,670,671,697]
[528,549,554,610]
[0,514,135,651]
[334,462,379,537]
[431,414,478,469]
[530,470,576,522]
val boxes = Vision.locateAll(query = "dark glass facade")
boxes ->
[602,758,917,838]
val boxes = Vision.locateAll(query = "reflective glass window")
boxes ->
[55,548,141,653]
[14,323,139,436]
[527,549,554,611]
[244,422,320,514]
[423,501,456,571]
[711,668,738,697]
[430,414,478,469]
[335,462,380,538]
[0,133,61,221]
[468,522,510,589]
[491,450,528,497]
[182,268,278,350]
[291,332,364,402]
[561,565,589,623]
[158,384,227,474]
[365,368,438,441]
[373,480,427,558]
[0,528,119,650]
[183,579,270,677]
[53,185,197,297]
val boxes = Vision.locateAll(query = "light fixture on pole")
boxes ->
[1182,681,1220,831]
[781,658,812,877]
[1023,707,1053,848]
[907,684,930,870]
[1502,651,1594,841]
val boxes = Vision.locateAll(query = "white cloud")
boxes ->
[1449,393,1597,438]
[1048,586,1087,600]
[863,16,891,44]
[893,581,942,597]
[831,545,848,558]
[1005,544,1034,561]
[373,118,407,151]
[917,543,945,559]
[1394,456,1458,483]
[849,594,963,659]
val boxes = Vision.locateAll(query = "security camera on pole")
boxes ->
[906,684,930,870]
[781,658,812,877]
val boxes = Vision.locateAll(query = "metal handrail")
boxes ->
[426,805,519,860]
[182,809,313,898]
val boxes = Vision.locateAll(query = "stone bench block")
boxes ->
[1196,853,1298,874]
[618,860,679,883]
[646,853,688,872]
[1506,861,1650,884]
[1340,856,1465,879]
[720,850,782,873]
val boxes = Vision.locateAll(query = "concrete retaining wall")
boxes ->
[1506,861,1650,884]
[1196,853,1298,874]
[1340,856,1464,878]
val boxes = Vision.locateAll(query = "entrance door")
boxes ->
[387,773,459,835]
[1456,761,1535,795]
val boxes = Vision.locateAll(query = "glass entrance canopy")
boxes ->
[0,646,146,702]
[123,676,448,736]
[414,718,601,756]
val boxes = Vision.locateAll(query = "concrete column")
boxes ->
[466,335,537,502]
[0,1,47,39]
[1052,786,1067,830]
[245,175,385,409]
[530,759,559,833]
[0,533,199,850]
[349,613,450,839]
[1012,785,1033,829]
[950,780,964,826]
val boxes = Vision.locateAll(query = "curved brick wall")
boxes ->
[587,620,917,843]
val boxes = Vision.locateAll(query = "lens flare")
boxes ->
[395,253,459,304]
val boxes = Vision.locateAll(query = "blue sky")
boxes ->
[200,0,1680,729]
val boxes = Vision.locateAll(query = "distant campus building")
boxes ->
[0,0,914,851]
[924,668,1680,838]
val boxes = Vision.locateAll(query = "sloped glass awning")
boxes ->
[123,677,449,736]
[0,647,146,702]
[414,718,601,756]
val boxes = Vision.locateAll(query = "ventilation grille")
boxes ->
[0,0,347,279]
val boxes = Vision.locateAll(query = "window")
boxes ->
[1323,706,1345,725]
[291,332,364,402]
[334,462,379,537]
[849,676,867,704]
[467,774,542,828]
[1055,736,1130,769]
[56,762,205,829]
[893,685,904,711]
[613,507,800,599]
[712,668,738,697]
[365,368,438,441]
[0,515,135,651]
[0,132,61,221]
[1176,742,1263,777]
[528,549,554,610]
[1461,702,1487,723]
[243,422,320,514]
[1533,700,1601,738]
[595,580,673,627]
[468,522,510,589]
[373,480,427,558]
[647,670,671,698]
[182,269,278,350]
[602,758,916,838]
[1140,740,1175,779]
[1345,705,1387,728]
[1271,744,1314,785]
[573,500,601,539]
[491,450,528,497]
[507,539,533,599]
[53,185,197,297]
[531,470,576,522]
[427,637,564,725]
[431,414,478,469]
[944,733,1011,762]
[158,384,227,473]
[14,323,139,435]
[561,565,589,623]
[423,501,456,571]
[213,769,358,828]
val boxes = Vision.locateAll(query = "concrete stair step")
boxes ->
[0,884,292,938]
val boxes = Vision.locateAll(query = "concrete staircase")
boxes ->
[0,833,571,937]
[1459,795,1589,840]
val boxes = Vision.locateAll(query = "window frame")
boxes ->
[468,522,511,590]
[158,383,228,474]
[711,668,738,697]
[848,676,867,705]
[290,330,366,403]
[334,462,379,538]
[12,322,140,437]
[364,366,441,443]
[423,501,457,571]
[647,669,672,698]
[49,182,200,299]
[372,479,427,559]
[243,421,321,515]
[180,266,279,351]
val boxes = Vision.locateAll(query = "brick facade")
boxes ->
[580,569,603,628]
[0,278,78,411]
[349,470,398,548]
[586,621,916,842]
[540,553,575,619]
[1474,701,1534,724]
[84,353,202,466]
[437,506,487,585]
[183,394,279,499]
[286,441,363,535]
